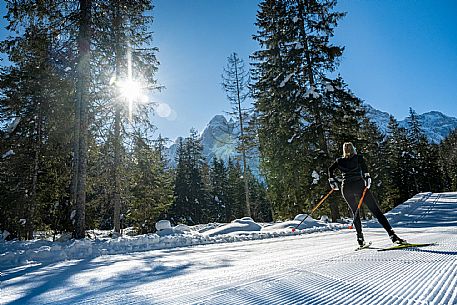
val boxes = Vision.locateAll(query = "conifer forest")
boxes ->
[1,0,456,240]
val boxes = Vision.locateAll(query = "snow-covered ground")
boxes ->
[1,192,456,304]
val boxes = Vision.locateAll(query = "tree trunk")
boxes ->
[113,106,122,233]
[27,105,42,240]
[112,0,123,234]
[74,0,92,239]
[233,54,251,217]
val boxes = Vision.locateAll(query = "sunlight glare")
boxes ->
[118,79,141,101]
[156,102,172,118]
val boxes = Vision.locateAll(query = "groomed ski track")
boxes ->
[1,192,456,305]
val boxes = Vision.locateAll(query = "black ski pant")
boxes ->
[341,178,394,240]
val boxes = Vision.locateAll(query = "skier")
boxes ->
[328,142,406,248]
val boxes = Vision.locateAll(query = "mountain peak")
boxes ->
[364,105,457,143]
[165,106,457,172]
[208,114,228,125]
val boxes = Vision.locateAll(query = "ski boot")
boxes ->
[355,236,372,250]
[390,233,407,245]
[357,236,365,247]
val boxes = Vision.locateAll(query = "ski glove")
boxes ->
[364,173,372,189]
[328,178,339,191]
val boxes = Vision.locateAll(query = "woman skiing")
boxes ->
[328,142,406,248]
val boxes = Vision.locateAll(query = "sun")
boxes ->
[113,49,149,120]
[117,79,142,101]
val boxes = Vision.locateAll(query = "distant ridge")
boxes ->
[364,104,457,143]
[166,105,457,172]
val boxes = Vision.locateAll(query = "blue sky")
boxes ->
[150,0,259,141]
[151,0,457,141]
[1,1,456,141]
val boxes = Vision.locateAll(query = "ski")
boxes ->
[377,243,435,252]
[355,241,373,251]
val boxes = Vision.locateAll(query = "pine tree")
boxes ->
[357,117,388,213]
[439,129,457,191]
[404,108,443,193]
[209,158,229,222]
[128,136,174,234]
[0,0,160,239]
[424,143,444,192]
[246,170,273,222]
[252,0,351,220]
[72,0,92,239]
[0,0,92,239]
[325,77,364,148]
[221,52,252,217]
[384,116,414,204]
[89,0,159,234]
[226,159,247,220]
[252,0,305,219]
[170,129,210,225]
[0,2,74,239]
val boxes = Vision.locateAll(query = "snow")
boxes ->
[1,230,10,241]
[279,73,294,87]
[312,170,320,184]
[0,216,342,269]
[155,219,172,231]
[5,117,21,136]
[363,103,457,143]
[304,86,320,98]
[325,82,335,92]
[1,192,456,304]
[70,210,76,221]
[204,217,261,237]
[287,133,297,143]
[2,149,15,158]
[262,214,325,231]
[164,107,457,186]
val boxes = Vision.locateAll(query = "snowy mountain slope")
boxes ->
[166,105,457,171]
[363,104,392,134]
[410,110,457,143]
[164,115,239,168]
[364,104,457,143]
[200,115,239,164]
[165,114,261,176]
[1,192,456,304]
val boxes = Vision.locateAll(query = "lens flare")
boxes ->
[156,103,172,118]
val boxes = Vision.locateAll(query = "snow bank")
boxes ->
[262,214,325,231]
[365,192,432,228]
[155,220,172,231]
[153,220,193,236]
[204,217,261,237]
[386,192,432,217]
[0,216,345,270]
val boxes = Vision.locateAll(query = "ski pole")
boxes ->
[348,186,369,230]
[292,189,334,232]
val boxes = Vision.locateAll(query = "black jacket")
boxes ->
[328,154,369,183]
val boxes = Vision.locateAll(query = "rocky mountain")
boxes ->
[165,114,261,176]
[166,105,457,171]
[364,104,457,143]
